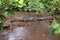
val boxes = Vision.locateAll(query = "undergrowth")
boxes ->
[0,0,60,31]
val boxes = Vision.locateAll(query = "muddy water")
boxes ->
[0,21,60,40]
[6,27,31,40]
[0,21,49,40]
[0,12,60,40]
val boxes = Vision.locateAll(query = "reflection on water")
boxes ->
[8,27,31,40]
[0,26,30,40]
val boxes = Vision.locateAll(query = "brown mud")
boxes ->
[0,12,60,40]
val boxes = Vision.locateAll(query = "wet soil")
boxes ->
[0,12,60,40]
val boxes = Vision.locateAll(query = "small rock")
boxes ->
[42,34,45,36]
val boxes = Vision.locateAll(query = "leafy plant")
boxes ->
[51,19,60,35]
[24,0,46,13]
[0,0,26,29]
[24,0,60,15]
[0,15,7,29]
[0,0,26,15]
[10,0,26,11]
[0,0,60,15]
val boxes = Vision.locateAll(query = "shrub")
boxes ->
[51,19,60,35]
[24,0,60,15]
[0,0,60,15]
[0,0,26,29]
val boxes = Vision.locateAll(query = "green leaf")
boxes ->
[4,11,8,16]
[54,27,60,34]
[51,23,59,29]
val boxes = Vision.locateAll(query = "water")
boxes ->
[0,26,31,40]
[0,15,59,40]
[8,27,30,40]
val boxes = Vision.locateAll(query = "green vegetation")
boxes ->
[0,0,60,15]
[0,0,60,34]
[51,23,60,35]
[51,19,60,35]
